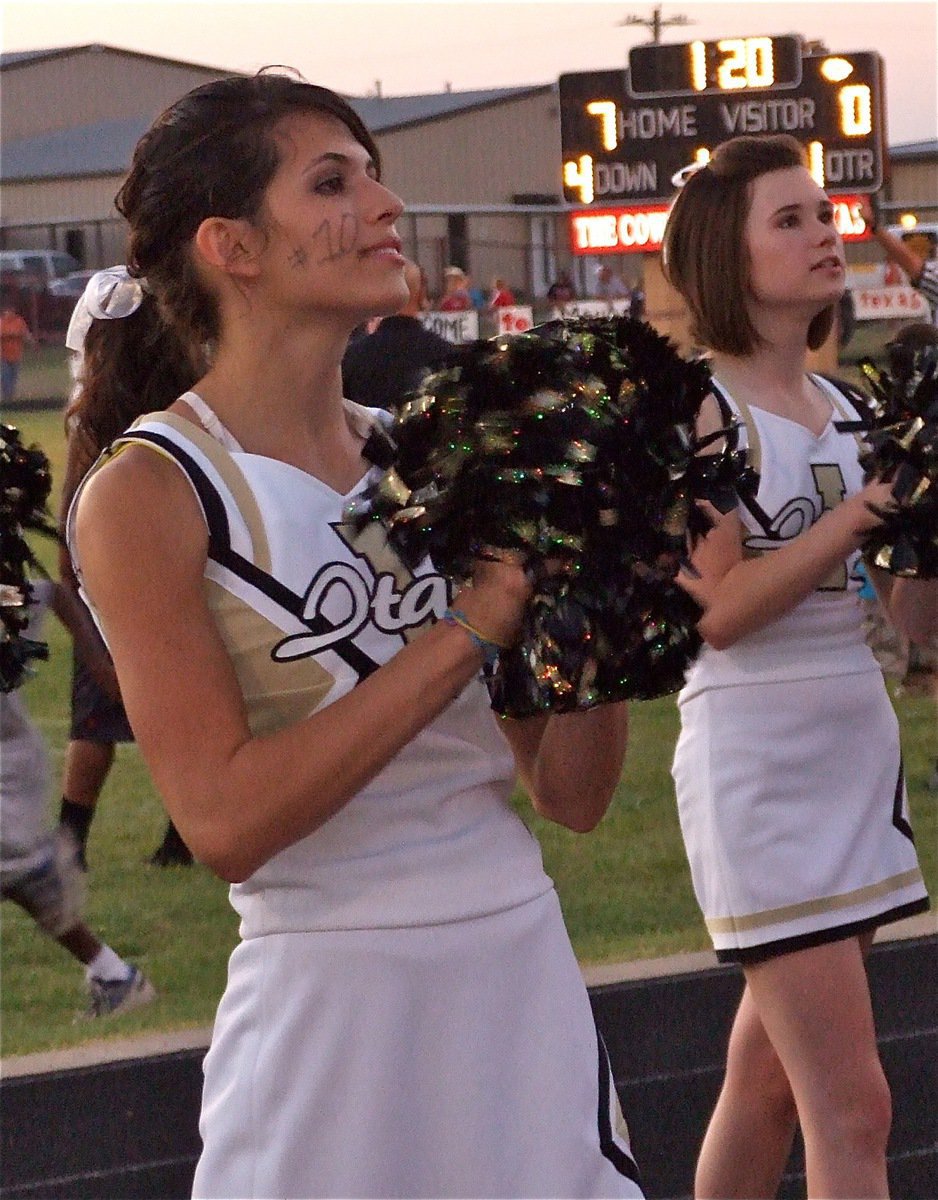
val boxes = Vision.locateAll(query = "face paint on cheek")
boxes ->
[337,212,360,257]
[288,245,309,270]
[306,212,361,266]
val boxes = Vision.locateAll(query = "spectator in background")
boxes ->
[858,197,938,321]
[594,263,630,309]
[1,433,156,1018]
[856,557,909,683]
[628,282,646,323]
[439,265,474,311]
[487,275,517,308]
[342,258,454,409]
[1,294,34,405]
[547,270,576,313]
[467,274,487,309]
[837,286,857,350]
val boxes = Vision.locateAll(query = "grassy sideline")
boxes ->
[2,394,935,1057]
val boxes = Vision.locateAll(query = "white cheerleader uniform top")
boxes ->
[68,396,552,937]
[681,373,880,699]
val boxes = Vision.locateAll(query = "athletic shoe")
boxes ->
[87,967,156,1018]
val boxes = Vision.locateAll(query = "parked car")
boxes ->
[0,249,80,288]
[47,269,97,298]
[0,251,83,342]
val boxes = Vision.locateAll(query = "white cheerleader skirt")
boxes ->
[672,668,929,963]
[192,888,644,1199]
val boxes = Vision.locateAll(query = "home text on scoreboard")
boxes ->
[560,36,885,206]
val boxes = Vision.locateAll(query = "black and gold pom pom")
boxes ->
[1,424,56,692]
[348,316,743,714]
[859,345,938,579]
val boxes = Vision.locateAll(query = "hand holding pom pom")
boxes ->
[347,316,745,715]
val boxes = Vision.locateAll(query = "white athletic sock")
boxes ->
[86,944,131,983]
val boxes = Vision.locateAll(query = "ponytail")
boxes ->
[66,291,202,452]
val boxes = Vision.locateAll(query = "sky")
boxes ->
[3,0,936,145]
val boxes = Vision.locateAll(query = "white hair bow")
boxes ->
[670,161,709,189]
[65,266,147,353]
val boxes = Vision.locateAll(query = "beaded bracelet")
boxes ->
[442,606,504,668]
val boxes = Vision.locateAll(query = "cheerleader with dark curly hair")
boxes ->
[67,72,643,1199]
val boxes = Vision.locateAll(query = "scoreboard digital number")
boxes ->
[628,34,803,97]
[560,36,885,206]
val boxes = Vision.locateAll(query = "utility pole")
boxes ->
[617,5,694,43]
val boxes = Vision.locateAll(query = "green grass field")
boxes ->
[2,400,935,1058]
[10,342,73,404]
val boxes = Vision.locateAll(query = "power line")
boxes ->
[617,5,695,44]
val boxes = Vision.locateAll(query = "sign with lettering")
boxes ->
[558,299,631,318]
[568,194,872,255]
[569,206,671,255]
[852,287,931,321]
[421,310,480,344]
[495,306,535,334]
[560,39,885,205]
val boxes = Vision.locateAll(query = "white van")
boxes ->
[0,249,80,286]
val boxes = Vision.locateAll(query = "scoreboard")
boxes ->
[560,35,886,207]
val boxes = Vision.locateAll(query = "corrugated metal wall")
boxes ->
[379,91,561,205]
[884,159,938,208]
[1,49,934,305]
[2,176,122,223]
[1,60,569,293]
[1,48,231,143]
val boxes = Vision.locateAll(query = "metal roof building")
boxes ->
[1,45,566,298]
[2,43,935,312]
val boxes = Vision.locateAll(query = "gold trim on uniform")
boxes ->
[204,579,336,736]
[705,867,925,935]
[138,411,273,574]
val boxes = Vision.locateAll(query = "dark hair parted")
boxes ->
[116,72,380,351]
[661,134,836,355]
[69,73,379,451]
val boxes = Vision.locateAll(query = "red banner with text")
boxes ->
[569,195,873,255]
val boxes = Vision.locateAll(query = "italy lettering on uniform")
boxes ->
[812,464,849,590]
[273,521,448,662]
[742,463,850,591]
[272,562,447,660]
[811,464,847,514]
[743,495,820,550]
